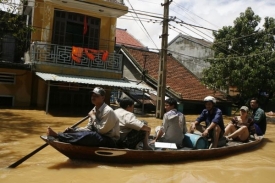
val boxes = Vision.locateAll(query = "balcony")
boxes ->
[30,42,122,73]
[43,0,128,18]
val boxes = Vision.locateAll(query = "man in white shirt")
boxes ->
[114,97,152,150]
[47,87,119,147]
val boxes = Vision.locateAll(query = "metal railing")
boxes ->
[30,42,122,72]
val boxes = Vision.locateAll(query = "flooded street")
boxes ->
[1,109,275,183]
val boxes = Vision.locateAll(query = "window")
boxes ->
[0,73,15,84]
[52,10,100,49]
[0,96,14,107]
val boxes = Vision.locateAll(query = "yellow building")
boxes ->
[0,0,150,114]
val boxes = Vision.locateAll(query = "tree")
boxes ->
[0,0,33,62]
[202,7,275,107]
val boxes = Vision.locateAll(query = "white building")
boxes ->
[168,33,213,78]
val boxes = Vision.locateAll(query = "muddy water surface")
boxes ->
[0,109,274,183]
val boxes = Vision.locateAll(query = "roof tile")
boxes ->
[123,46,226,102]
[116,28,145,48]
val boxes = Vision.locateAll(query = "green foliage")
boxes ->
[202,7,275,103]
[0,0,33,61]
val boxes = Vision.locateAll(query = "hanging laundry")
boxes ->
[72,46,83,63]
[84,49,109,62]
[84,48,96,60]
[101,50,109,62]
[71,46,109,63]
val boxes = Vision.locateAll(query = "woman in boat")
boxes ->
[114,97,152,150]
[224,106,259,142]
[150,98,187,148]
[47,87,119,148]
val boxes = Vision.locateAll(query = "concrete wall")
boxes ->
[0,69,32,107]
[168,36,213,78]
[123,56,142,81]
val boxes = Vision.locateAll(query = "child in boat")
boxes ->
[150,98,187,148]
[224,106,259,142]
[47,87,119,148]
[114,97,152,150]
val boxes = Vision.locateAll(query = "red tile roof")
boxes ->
[122,46,227,102]
[116,28,145,48]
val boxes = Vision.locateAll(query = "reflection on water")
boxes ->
[0,109,275,183]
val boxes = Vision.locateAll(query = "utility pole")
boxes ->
[156,0,171,118]
[142,54,148,114]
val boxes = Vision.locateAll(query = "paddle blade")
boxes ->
[7,115,89,168]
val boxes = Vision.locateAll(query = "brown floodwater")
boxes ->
[0,109,275,183]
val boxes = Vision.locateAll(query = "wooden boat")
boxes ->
[40,134,263,163]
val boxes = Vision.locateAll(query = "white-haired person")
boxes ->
[224,106,259,142]
[189,96,225,149]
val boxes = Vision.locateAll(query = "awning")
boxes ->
[36,72,152,91]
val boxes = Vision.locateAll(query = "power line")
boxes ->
[173,17,215,40]
[168,25,245,58]
[119,15,162,23]
[172,0,220,29]
[168,26,212,48]
[125,0,158,49]
[3,0,274,58]
[170,3,202,28]
[118,17,275,48]
[206,50,275,61]
[2,0,221,34]
[170,22,213,43]
[172,19,217,32]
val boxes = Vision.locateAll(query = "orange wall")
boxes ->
[27,0,127,108]
[32,1,119,53]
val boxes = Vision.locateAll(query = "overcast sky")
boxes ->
[117,0,275,50]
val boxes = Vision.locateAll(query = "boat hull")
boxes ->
[41,136,263,163]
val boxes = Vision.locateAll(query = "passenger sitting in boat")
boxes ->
[224,106,259,142]
[150,98,187,148]
[250,98,267,136]
[114,97,152,150]
[47,87,119,148]
[189,96,225,149]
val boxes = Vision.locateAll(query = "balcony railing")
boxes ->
[30,42,122,72]
[104,0,124,5]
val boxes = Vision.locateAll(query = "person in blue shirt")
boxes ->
[189,96,225,148]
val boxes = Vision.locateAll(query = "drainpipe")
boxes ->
[142,89,145,114]
[46,81,50,114]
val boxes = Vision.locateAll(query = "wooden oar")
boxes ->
[7,115,89,168]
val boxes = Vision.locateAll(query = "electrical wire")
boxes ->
[2,0,274,61]
[125,0,161,49]
[172,0,220,29]
[168,25,212,48]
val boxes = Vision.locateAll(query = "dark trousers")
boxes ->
[117,130,146,149]
[57,131,116,148]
